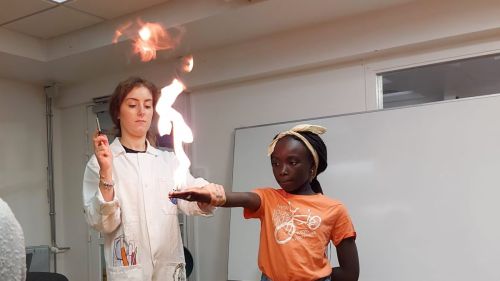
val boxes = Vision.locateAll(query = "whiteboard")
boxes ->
[228,95,500,281]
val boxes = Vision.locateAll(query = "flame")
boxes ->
[138,26,152,40]
[182,55,194,73]
[113,20,183,62]
[156,79,193,188]
[115,20,195,190]
[113,21,133,44]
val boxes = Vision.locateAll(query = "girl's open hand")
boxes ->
[169,188,211,204]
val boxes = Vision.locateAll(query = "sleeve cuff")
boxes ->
[197,202,216,216]
[334,232,357,246]
[95,189,119,216]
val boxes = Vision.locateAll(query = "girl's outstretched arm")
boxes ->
[169,184,261,212]
[332,237,359,281]
[223,191,261,211]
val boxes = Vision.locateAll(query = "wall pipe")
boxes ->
[44,84,69,272]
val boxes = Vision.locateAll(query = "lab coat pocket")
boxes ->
[159,177,178,215]
[112,228,139,268]
[156,262,187,281]
[107,264,143,281]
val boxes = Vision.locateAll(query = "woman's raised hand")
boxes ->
[93,130,113,174]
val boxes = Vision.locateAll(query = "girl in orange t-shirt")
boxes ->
[170,124,359,281]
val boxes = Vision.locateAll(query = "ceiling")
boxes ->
[0,0,418,86]
[0,0,171,39]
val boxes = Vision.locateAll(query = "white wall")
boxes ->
[184,0,500,91]
[0,78,50,246]
[51,1,500,280]
[0,78,71,273]
[56,104,90,280]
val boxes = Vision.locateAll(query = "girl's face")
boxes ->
[270,136,314,195]
[118,86,154,139]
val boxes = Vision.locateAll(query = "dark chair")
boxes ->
[26,253,33,272]
[26,272,69,281]
[184,246,194,278]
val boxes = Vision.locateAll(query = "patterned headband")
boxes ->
[267,124,326,178]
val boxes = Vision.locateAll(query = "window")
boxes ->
[380,53,500,108]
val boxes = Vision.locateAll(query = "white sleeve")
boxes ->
[82,156,121,234]
[0,199,26,281]
[177,170,216,216]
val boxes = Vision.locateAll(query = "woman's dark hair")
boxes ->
[290,132,328,194]
[108,76,160,146]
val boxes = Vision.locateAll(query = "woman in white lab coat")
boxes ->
[83,77,216,281]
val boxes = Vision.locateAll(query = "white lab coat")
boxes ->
[83,138,213,281]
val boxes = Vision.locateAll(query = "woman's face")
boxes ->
[118,86,154,139]
[270,136,314,194]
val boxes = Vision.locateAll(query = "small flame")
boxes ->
[182,55,194,73]
[113,20,183,62]
[113,21,133,44]
[138,26,152,40]
[156,78,193,188]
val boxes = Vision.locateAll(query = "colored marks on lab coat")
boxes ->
[113,235,137,266]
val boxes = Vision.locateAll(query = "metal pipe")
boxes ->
[45,85,57,271]
[44,84,69,272]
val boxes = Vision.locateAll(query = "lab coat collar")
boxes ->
[110,138,160,157]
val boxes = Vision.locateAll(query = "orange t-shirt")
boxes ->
[244,188,356,281]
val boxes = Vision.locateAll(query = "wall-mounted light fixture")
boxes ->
[48,0,69,4]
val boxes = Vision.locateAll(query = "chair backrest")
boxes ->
[26,272,69,281]
[26,253,33,272]
[184,246,194,277]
